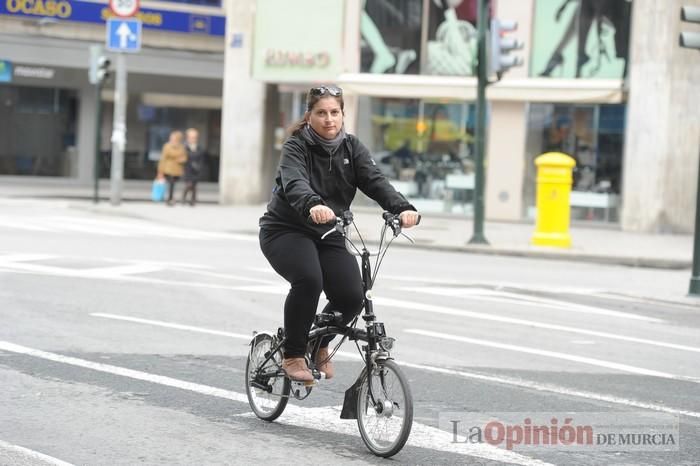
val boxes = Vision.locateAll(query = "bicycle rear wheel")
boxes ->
[245,332,290,421]
[356,359,413,457]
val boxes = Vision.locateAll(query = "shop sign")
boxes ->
[14,65,55,79]
[0,0,225,36]
[253,0,343,82]
[264,50,331,68]
[0,60,12,82]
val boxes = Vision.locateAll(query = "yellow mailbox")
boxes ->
[531,152,576,248]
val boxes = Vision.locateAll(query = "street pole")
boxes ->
[469,0,489,245]
[689,148,700,296]
[110,53,127,206]
[93,80,103,204]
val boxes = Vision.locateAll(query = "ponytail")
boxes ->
[286,117,307,137]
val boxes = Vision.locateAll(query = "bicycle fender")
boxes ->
[340,370,365,420]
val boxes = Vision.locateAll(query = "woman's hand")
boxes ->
[309,205,336,224]
[399,210,421,228]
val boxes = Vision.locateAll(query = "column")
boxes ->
[76,85,97,183]
[220,0,266,204]
[485,101,528,220]
[622,0,700,232]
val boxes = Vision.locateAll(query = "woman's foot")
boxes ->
[282,357,313,382]
[539,52,564,77]
[315,347,334,379]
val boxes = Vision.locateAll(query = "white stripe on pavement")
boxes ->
[396,288,662,323]
[91,313,254,340]
[88,313,700,419]
[393,361,700,419]
[404,329,696,382]
[0,440,75,466]
[371,297,699,354]
[0,341,545,466]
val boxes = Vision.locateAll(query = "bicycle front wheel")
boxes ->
[245,332,290,421]
[356,359,413,457]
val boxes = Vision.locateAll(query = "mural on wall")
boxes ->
[532,0,631,79]
[424,0,487,76]
[360,0,423,74]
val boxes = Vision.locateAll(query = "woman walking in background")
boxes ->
[157,130,187,206]
[182,128,205,206]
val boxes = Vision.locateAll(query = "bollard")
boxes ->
[531,152,576,248]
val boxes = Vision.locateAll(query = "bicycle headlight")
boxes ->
[379,336,395,351]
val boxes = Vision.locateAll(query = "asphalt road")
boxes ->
[1,199,699,465]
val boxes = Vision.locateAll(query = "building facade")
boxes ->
[2,0,698,233]
[220,0,699,233]
[0,0,225,183]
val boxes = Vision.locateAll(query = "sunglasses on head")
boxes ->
[309,85,343,97]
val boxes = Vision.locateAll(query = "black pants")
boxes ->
[182,181,197,204]
[259,227,364,358]
[164,175,179,202]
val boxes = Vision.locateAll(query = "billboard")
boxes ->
[531,0,631,79]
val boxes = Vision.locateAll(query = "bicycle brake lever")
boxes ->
[321,218,345,240]
[400,231,415,244]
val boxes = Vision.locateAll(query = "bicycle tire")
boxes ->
[356,359,413,457]
[245,332,290,421]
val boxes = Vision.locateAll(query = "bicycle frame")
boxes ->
[250,211,412,412]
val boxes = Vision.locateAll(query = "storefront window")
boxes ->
[357,96,475,212]
[360,0,493,77]
[0,85,78,177]
[99,102,220,181]
[524,103,625,222]
[360,0,423,74]
[531,0,632,79]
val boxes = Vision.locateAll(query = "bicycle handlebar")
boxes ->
[320,210,421,256]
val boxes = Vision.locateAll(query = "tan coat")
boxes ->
[158,142,187,177]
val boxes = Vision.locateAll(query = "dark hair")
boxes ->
[286,85,345,137]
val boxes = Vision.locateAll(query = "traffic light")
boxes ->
[488,18,524,79]
[96,56,111,83]
[88,45,111,85]
[680,5,700,50]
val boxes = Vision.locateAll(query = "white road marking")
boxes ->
[405,329,696,382]
[373,297,699,353]
[400,287,662,322]
[0,253,58,263]
[87,314,700,419]
[91,313,254,340]
[0,215,256,241]
[382,275,605,295]
[0,439,75,466]
[395,360,700,419]
[0,341,545,465]
[0,258,279,287]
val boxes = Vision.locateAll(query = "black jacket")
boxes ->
[184,144,206,182]
[260,132,415,236]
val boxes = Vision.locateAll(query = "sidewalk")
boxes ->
[0,178,694,270]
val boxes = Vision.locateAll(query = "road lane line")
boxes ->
[0,341,545,465]
[0,253,58,263]
[405,329,696,381]
[395,288,662,322]
[91,313,254,340]
[0,439,75,466]
[373,297,698,353]
[86,314,700,419]
[393,361,700,419]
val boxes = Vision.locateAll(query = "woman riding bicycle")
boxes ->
[259,85,420,383]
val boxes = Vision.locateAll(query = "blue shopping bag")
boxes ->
[151,179,166,202]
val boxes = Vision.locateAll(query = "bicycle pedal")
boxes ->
[291,380,317,389]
